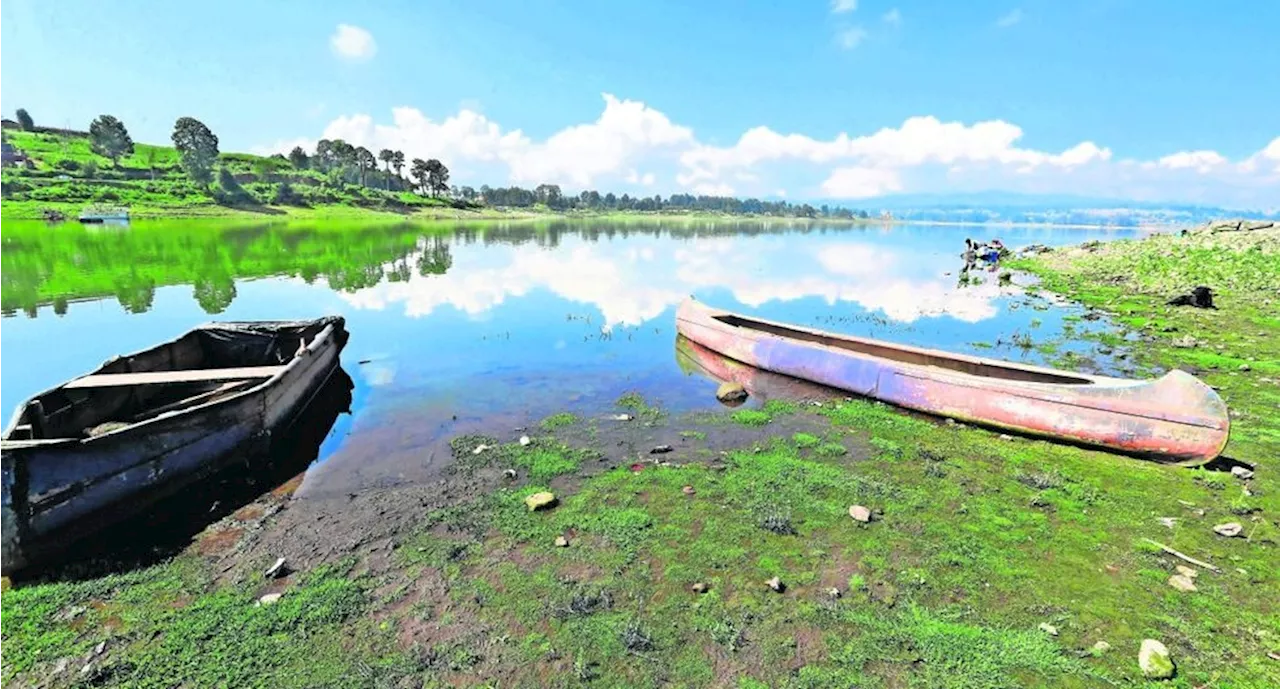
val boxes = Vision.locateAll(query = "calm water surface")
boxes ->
[0,220,1148,496]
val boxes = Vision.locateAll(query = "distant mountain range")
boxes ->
[808,192,1279,227]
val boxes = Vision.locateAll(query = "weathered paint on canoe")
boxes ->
[0,316,348,575]
[676,299,1229,464]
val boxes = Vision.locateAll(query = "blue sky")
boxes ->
[3,0,1278,206]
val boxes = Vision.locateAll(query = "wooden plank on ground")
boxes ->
[63,366,287,389]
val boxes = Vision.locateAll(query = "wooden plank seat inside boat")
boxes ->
[63,365,288,390]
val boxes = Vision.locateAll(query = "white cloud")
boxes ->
[262,94,1279,206]
[831,0,858,14]
[996,9,1023,28]
[883,9,902,25]
[821,166,903,198]
[330,24,376,60]
[694,183,735,196]
[626,170,657,186]
[503,94,693,186]
[1157,150,1228,173]
[838,27,869,50]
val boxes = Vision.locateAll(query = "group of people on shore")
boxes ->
[962,237,1007,267]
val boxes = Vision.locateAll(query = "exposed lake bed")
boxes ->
[2,219,1277,687]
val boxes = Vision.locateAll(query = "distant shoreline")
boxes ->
[0,201,1179,232]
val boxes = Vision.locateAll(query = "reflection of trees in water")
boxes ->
[416,238,452,276]
[114,273,156,314]
[193,273,238,314]
[2,219,850,318]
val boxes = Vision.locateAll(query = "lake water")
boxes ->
[0,219,1149,496]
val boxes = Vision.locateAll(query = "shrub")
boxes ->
[55,159,81,172]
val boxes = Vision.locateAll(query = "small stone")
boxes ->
[827,587,842,599]
[525,492,558,511]
[93,641,107,656]
[1139,639,1175,679]
[1039,623,1059,636]
[471,444,489,456]
[1175,565,1198,579]
[503,468,517,479]
[1239,363,1251,372]
[1091,640,1112,655]
[716,382,749,404]
[766,576,785,593]
[554,536,569,548]
[53,658,70,674]
[691,582,709,594]
[650,445,673,454]
[1213,522,1243,538]
[1171,336,1197,349]
[1157,517,1177,529]
[610,413,633,421]
[519,435,531,446]
[264,557,288,579]
[1167,574,1197,592]
[999,434,1014,441]
[682,485,696,496]
[848,505,873,523]
[1230,466,1255,480]
[256,592,283,606]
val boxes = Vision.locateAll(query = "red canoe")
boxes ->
[676,298,1229,464]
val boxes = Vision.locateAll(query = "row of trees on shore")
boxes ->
[10,108,869,217]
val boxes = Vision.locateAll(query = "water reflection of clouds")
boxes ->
[336,235,1009,327]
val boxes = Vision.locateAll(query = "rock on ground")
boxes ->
[1213,522,1243,537]
[1139,639,1175,679]
[1167,574,1197,592]
[848,505,873,523]
[525,492,557,511]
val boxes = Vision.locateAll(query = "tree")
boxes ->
[171,117,219,186]
[535,184,563,208]
[327,140,355,182]
[143,147,158,180]
[289,146,309,169]
[89,115,135,167]
[355,146,376,186]
[314,139,334,171]
[424,159,449,197]
[391,150,405,181]
[15,108,34,131]
[410,158,430,195]
[378,149,394,189]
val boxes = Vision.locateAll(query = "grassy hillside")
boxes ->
[0,129,455,219]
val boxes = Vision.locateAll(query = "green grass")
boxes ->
[0,558,380,687]
[540,412,578,431]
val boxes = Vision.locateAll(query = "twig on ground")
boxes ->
[1142,538,1221,573]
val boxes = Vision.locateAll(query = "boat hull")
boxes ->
[1,317,348,575]
[676,299,1229,464]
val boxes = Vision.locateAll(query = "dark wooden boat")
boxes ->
[676,299,1229,464]
[1,316,349,575]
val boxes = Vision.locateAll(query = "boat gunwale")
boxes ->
[679,299,1122,387]
[1,318,343,448]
